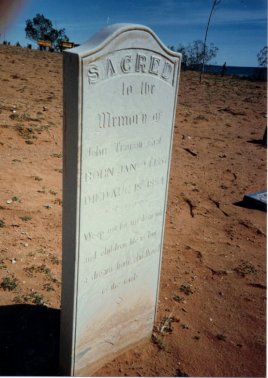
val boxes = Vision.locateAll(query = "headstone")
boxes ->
[60,23,181,376]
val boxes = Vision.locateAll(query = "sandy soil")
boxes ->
[0,45,266,377]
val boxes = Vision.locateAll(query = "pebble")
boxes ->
[6,199,12,204]
[11,258,16,264]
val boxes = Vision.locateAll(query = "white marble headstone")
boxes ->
[60,24,181,376]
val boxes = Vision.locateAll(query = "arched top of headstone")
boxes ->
[66,23,180,60]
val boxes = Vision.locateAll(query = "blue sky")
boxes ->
[1,0,267,67]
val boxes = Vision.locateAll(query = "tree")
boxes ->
[257,46,267,67]
[25,13,69,51]
[187,40,218,66]
[200,0,221,81]
[176,44,189,68]
[173,41,218,68]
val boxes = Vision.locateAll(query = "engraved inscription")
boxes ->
[84,176,165,205]
[85,167,114,181]
[122,81,155,96]
[83,210,163,242]
[83,157,167,182]
[122,82,133,95]
[88,145,107,157]
[97,112,161,129]
[87,49,174,85]
[84,245,160,283]
[98,112,147,128]
[141,81,155,95]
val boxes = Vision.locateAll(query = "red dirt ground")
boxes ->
[0,45,266,377]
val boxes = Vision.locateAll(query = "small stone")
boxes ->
[44,204,52,209]
[6,199,12,204]
[11,258,16,264]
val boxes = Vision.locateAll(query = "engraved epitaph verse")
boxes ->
[60,25,181,376]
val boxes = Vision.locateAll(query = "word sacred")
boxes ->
[87,50,174,85]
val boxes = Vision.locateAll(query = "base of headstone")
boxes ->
[72,334,150,376]
[243,190,267,211]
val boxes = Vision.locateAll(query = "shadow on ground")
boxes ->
[0,304,60,376]
[247,138,267,147]
[247,127,267,147]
